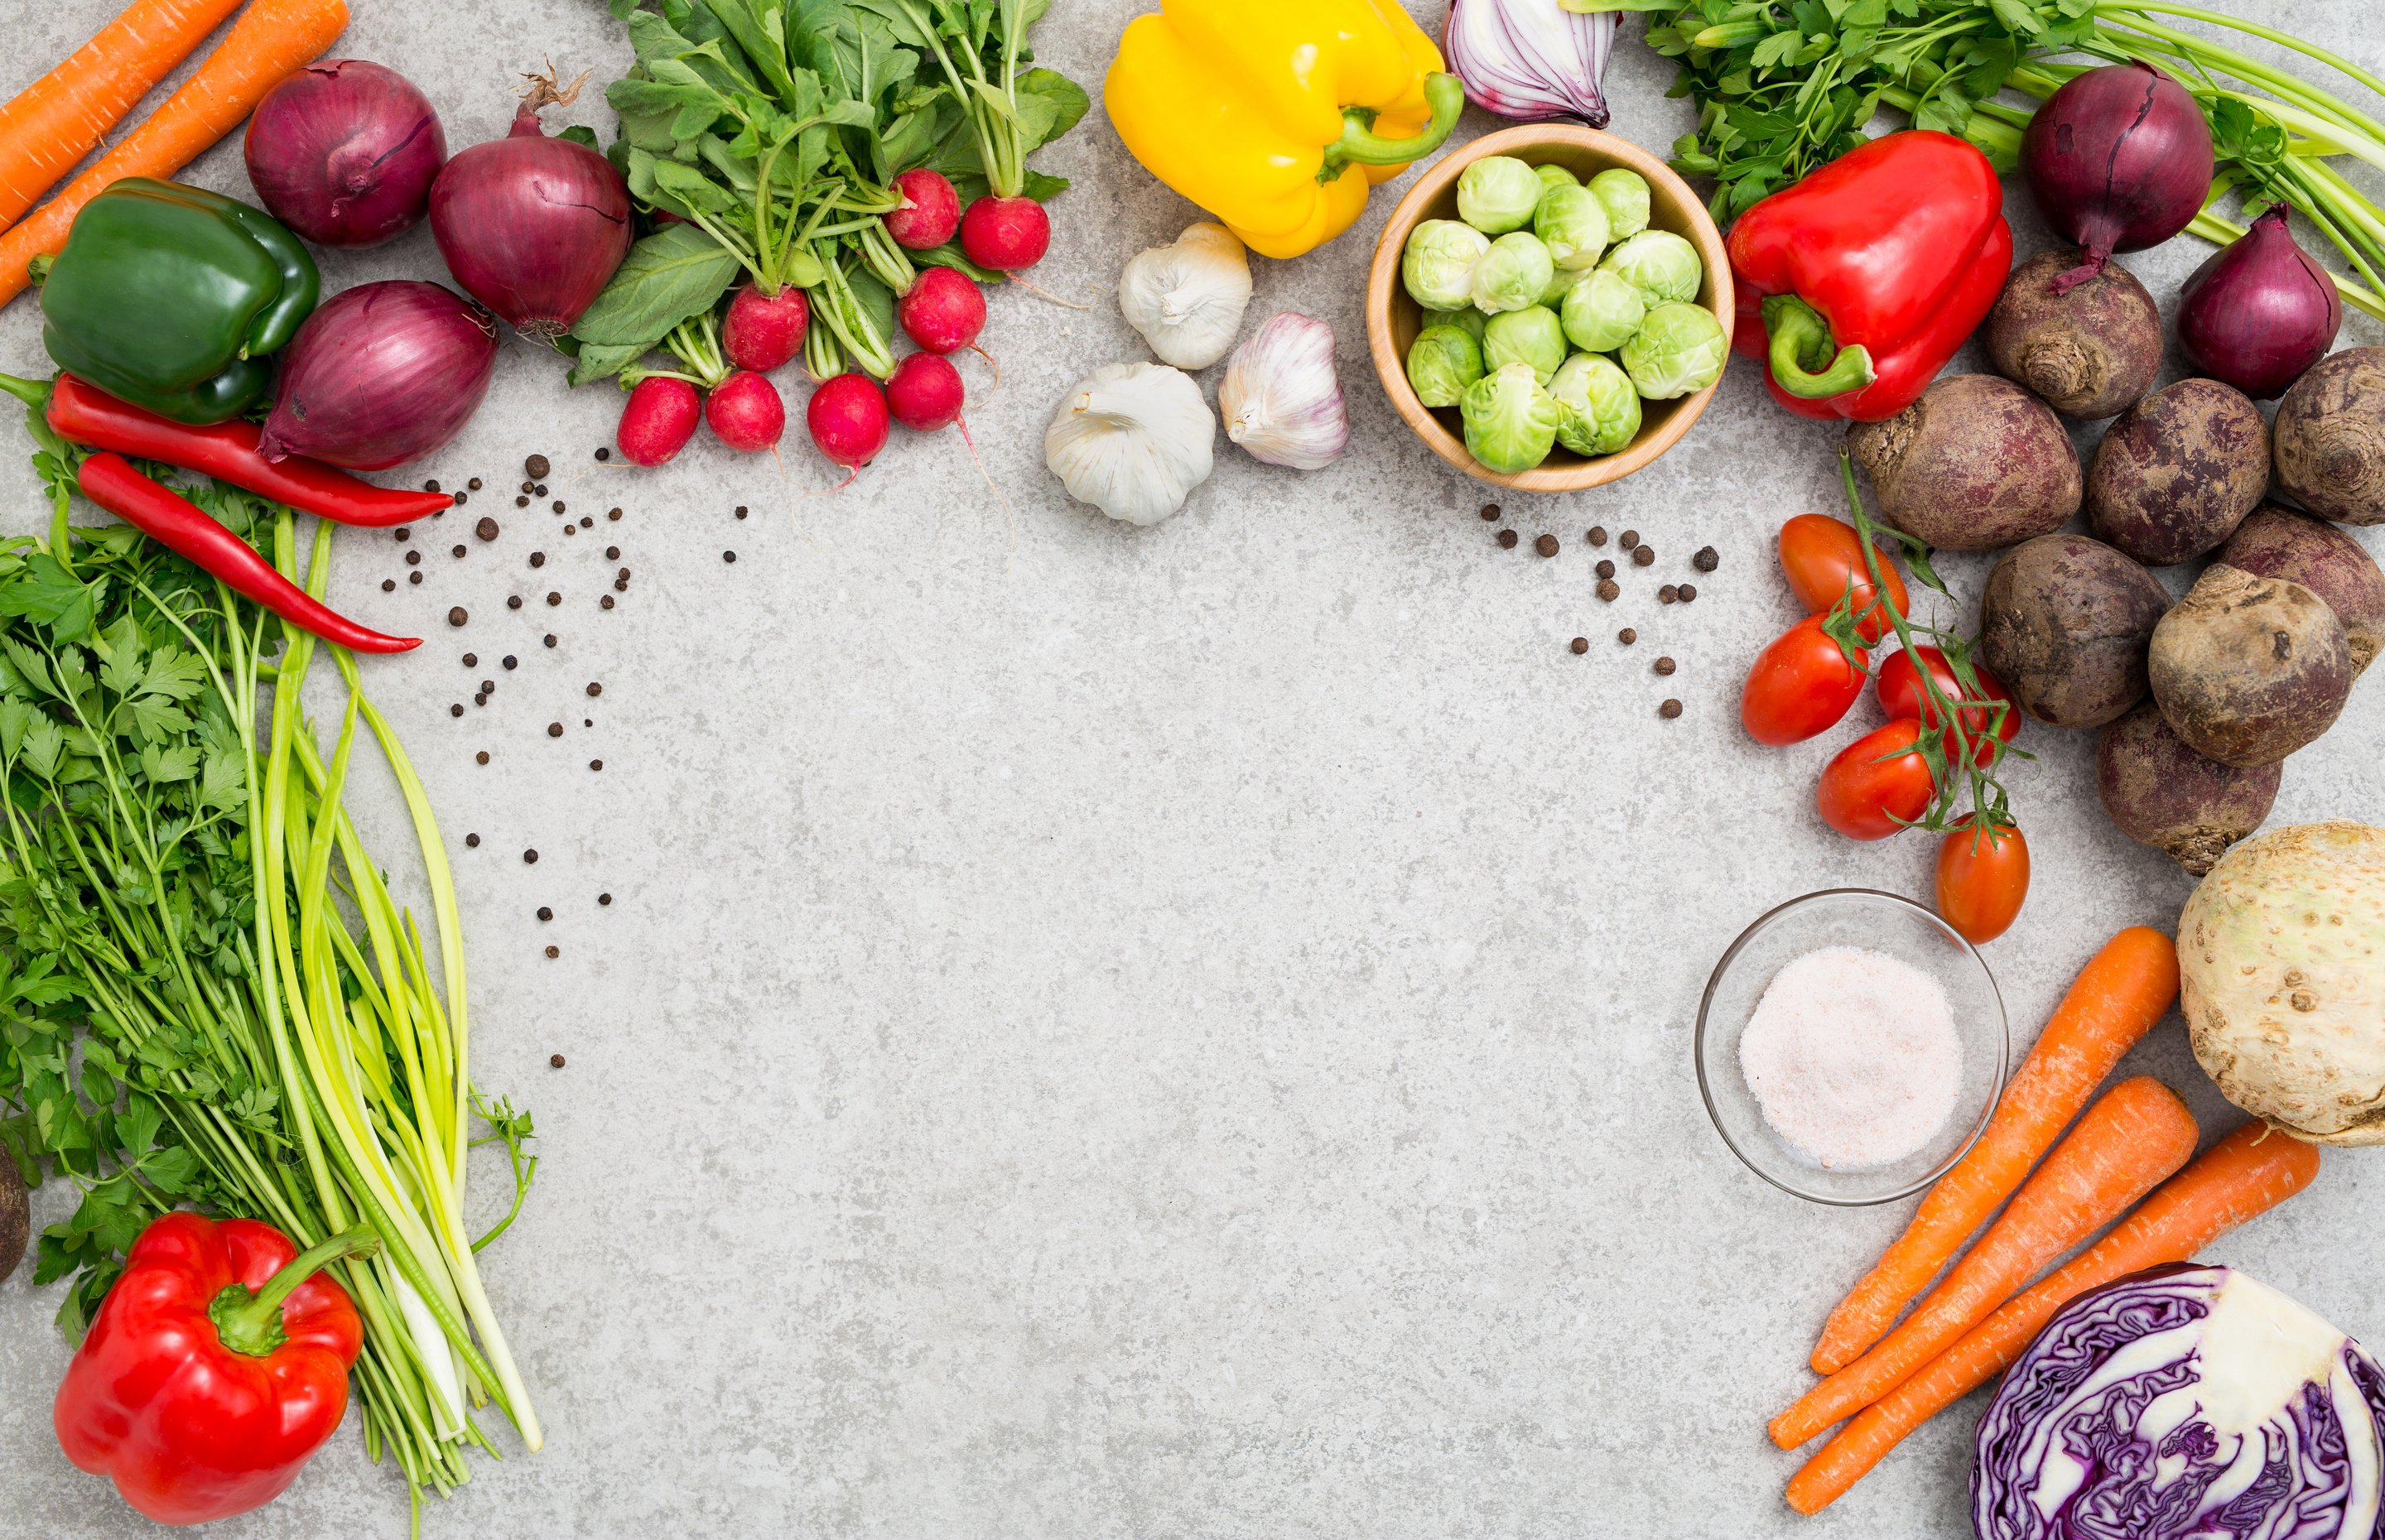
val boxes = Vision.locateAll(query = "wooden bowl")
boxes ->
[1365,124,1736,493]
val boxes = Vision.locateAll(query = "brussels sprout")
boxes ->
[1588,167,1651,241]
[1549,353,1642,457]
[1460,362,1563,474]
[1621,301,1729,399]
[1401,219,1491,310]
[1533,184,1610,271]
[1405,324,1485,408]
[1456,156,1544,235]
[1482,305,1567,385]
[1602,229,1703,306]
[1420,306,1487,344]
[1559,267,1646,354]
[1535,163,1580,195]
[1470,231,1554,315]
[1536,262,1592,310]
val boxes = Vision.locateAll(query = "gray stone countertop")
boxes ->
[0,0,2379,1534]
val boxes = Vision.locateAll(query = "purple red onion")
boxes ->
[2177,204,2341,398]
[429,75,630,341]
[243,60,447,247]
[2021,63,2214,292]
[259,281,499,469]
[1443,0,1615,125]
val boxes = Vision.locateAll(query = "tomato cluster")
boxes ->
[1740,513,2029,943]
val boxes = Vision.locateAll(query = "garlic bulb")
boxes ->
[1117,223,1252,369]
[1217,312,1348,470]
[1044,362,1216,526]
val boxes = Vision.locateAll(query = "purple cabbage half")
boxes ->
[1443,0,1616,125]
[1973,1263,2385,1540]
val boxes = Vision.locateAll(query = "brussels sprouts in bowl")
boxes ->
[1365,124,1734,492]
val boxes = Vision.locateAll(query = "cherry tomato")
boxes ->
[1742,614,1867,746]
[1877,646,2021,765]
[1778,513,1910,643]
[1935,818,2031,943]
[1816,719,1935,840]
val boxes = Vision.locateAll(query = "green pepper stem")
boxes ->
[210,1225,381,1358]
[1761,294,1876,399]
[1319,74,1466,181]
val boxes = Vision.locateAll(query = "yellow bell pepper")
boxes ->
[1106,0,1465,260]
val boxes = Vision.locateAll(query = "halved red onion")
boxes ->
[1444,0,1616,125]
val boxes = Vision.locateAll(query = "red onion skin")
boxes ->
[244,61,447,247]
[259,281,499,470]
[2178,205,2341,399]
[2022,63,2214,291]
[429,94,630,341]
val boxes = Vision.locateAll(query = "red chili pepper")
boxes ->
[1727,132,2013,422]
[46,375,451,527]
[76,453,420,653]
[54,1212,378,1526]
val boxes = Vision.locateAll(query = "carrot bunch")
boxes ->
[1771,926,2324,1514]
[0,0,349,305]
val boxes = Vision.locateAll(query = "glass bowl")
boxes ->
[1694,888,2009,1206]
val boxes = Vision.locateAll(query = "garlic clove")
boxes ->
[1044,361,1216,526]
[1217,312,1349,471]
[1117,223,1252,371]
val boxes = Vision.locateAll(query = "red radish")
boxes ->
[886,352,965,431]
[897,267,986,354]
[618,377,701,466]
[884,169,961,250]
[960,195,1048,272]
[705,371,786,452]
[807,373,890,474]
[722,284,809,372]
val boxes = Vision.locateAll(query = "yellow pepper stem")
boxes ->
[1318,73,1466,183]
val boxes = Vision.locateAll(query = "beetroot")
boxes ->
[885,169,961,250]
[897,267,986,354]
[960,195,1048,272]
[722,284,808,372]
[617,377,701,466]
[705,371,785,452]
[807,373,889,469]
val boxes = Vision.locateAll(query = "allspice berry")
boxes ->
[447,606,468,627]
[475,517,499,541]
[1534,534,1559,557]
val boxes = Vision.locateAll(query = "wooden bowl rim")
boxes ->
[1364,123,1736,494]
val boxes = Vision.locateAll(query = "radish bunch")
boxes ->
[613,304,792,465]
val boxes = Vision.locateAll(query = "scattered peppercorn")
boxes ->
[515,495,530,508]
[563,524,576,537]
[582,717,591,728]
[552,500,566,514]
[501,655,518,671]
[465,832,480,846]
[537,906,552,922]
[447,607,468,627]
[450,704,464,717]
[1534,534,1559,557]
[723,551,736,563]
[462,652,477,667]
[595,447,610,462]
[453,491,468,506]
[1655,656,1677,676]
[550,1053,566,1068]
[546,591,561,606]
[1631,546,1654,567]
[1660,699,1683,719]
[590,759,603,772]
[614,577,628,592]
[600,596,615,610]
[468,478,484,491]
[475,752,489,766]
[543,635,556,647]
[529,551,545,568]
[508,595,523,609]
[381,579,396,592]
[1588,526,1607,546]
[525,454,550,479]
[1597,579,1620,601]
[579,516,592,528]
[408,572,423,585]
[607,507,622,522]
[544,945,559,959]
[585,681,602,697]
[1479,503,1501,522]
[523,849,537,864]
[547,722,562,737]
[1618,628,1636,645]
[394,527,410,542]
[1619,530,1640,550]
[1660,585,1678,604]
[424,479,441,493]
[1693,546,1718,572]
[735,504,749,519]
[532,484,547,497]
[475,517,499,541]
[1496,530,1519,549]
[1677,584,1698,603]
[599,893,611,906]
[1569,637,1588,654]
[451,544,466,558]
[605,546,620,560]
[406,550,422,566]
[1595,559,1615,579]
[474,692,487,706]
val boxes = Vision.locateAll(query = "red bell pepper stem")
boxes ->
[210,1226,382,1357]
[75,453,421,654]
[1761,295,1877,399]
[41,373,451,527]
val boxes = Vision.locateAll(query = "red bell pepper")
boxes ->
[54,1212,378,1526]
[1727,131,2012,422]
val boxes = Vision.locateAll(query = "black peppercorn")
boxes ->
[735,505,749,518]
[547,722,563,737]
[543,635,556,647]
[723,551,736,563]
[451,544,466,558]
[563,524,575,537]
[381,579,396,592]
[502,655,518,669]
[481,680,494,693]
[468,478,483,491]
[550,1053,566,1068]
[1496,529,1519,549]
[607,507,622,522]
[1619,529,1640,551]
[1660,585,1678,604]
[537,906,553,922]
[546,591,561,606]
[599,893,611,906]
[1660,699,1683,719]
[466,832,480,846]
[595,447,610,461]
[1693,546,1718,572]
[544,945,559,960]
[523,849,538,864]
[1534,534,1559,558]
[590,759,603,772]
[1568,637,1588,655]
[1479,503,1501,522]
[1587,527,1607,546]
[1618,628,1636,645]
[532,484,548,498]
[552,500,566,514]
[475,752,489,766]
[424,479,441,493]
[605,546,620,560]
[585,682,602,697]
[474,692,487,706]
[463,652,477,667]
[525,454,551,479]
[450,704,464,717]
[406,550,422,566]
[600,595,615,610]
[1655,656,1677,676]
[530,552,545,568]
[409,572,423,586]
[1596,559,1615,579]
[394,527,410,542]
[515,495,529,508]
[1678,584,1698,603]
[447,607,468,627]
[476,517,499,541]
[453,491,468,505]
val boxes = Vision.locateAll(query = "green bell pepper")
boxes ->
[40,178,320,425]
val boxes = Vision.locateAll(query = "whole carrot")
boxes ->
[0,0,349,306]
[1769,1075,2196,1450]
[1809,926,2176,1374]
[0,0,245,233]
[1785,1123,2319,1514]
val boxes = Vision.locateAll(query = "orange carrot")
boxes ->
[1809,926,2177,1374]
[0,0,347,307]
[1770,1075,2196,1450]
[1785,1123,2319,1514]
[0,0,247,233]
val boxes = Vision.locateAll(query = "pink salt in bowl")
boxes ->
[1696,889,2009,1206]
